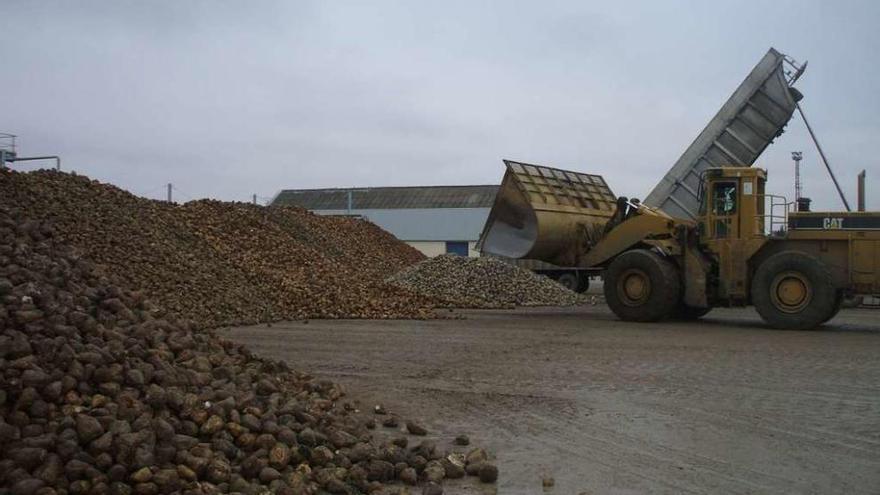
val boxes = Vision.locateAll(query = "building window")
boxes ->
[445,241,469,256]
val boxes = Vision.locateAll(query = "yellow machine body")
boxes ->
[698,167,880,302]
[480,161,879,328]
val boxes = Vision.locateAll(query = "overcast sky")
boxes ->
[2,1,878,209]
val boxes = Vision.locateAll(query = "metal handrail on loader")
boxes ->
[756,194,793,237]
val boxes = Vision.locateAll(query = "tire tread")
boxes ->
[751,251,835,330]
[603,249,681,322]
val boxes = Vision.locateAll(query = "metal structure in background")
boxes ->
[0,133,17,168]
[644,48,806,220]
[791,151,803,202]
[0,133,16,153]
[7,155,61,171]
[0,132,61,171]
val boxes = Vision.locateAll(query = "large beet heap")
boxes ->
[0,170,432,327]
[0,205,495,494]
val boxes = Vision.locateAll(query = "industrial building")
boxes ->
[271,185,498,257]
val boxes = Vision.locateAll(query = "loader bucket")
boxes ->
[479,160,618,267]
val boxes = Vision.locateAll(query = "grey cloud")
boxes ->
[1,0,877,209]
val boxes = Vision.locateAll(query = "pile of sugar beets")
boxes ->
[388,254,585,308]
[0,170,435,328]
[0,204,496,494]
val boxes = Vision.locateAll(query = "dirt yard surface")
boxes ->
[222,306,880,494]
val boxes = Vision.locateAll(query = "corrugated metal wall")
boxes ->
[313,207,491,243]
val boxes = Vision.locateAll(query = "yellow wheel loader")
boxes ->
[480,161,878,329]
[478,49,878,329]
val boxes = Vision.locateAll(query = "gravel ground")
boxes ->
[224,305,880,495]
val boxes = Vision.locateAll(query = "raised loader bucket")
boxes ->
[479,160,618,267]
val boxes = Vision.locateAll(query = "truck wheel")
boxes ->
[556,272,580,292]
[751,251,836,330]
[841,295,864,309]
[674,304,712,320]
[604,249,681,322]
[576,275,590,294]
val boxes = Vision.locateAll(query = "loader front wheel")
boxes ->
[604,249,681,322]
[751,251,836,330]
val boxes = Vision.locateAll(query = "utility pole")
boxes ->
[167,183,173,203]
[791,151,803,202]
[344,188,370,217]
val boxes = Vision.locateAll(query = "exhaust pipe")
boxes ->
[858,170,866,212]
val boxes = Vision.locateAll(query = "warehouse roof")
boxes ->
[272,185,499,210]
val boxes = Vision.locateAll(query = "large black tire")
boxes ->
[751,251,836,330]
[603,249,681,322]
[556,272,580,292]
[673,304,712,320]
[821,291,844,323]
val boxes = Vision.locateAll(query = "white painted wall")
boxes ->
[313,207,490,242]
[406,241,481,258]
[407,241,447,257]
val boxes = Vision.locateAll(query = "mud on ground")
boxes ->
[223,306,880,494]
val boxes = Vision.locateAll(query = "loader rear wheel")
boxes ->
[821,291,844,323]
[576,275,591,294]
[556,272,580,292]
[555,272,590,293]
[604,249,681,322]
[752,251,836,330]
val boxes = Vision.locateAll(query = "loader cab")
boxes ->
[698,167,767,240]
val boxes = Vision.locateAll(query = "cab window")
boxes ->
[712,182,737,215]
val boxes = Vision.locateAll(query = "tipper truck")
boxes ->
[479,49,879,329]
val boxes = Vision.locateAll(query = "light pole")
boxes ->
[791,151,803,202]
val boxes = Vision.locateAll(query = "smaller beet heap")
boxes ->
[388,254,586,308]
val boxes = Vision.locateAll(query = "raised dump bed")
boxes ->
[479,160,617,267]
[644,48,806,220]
